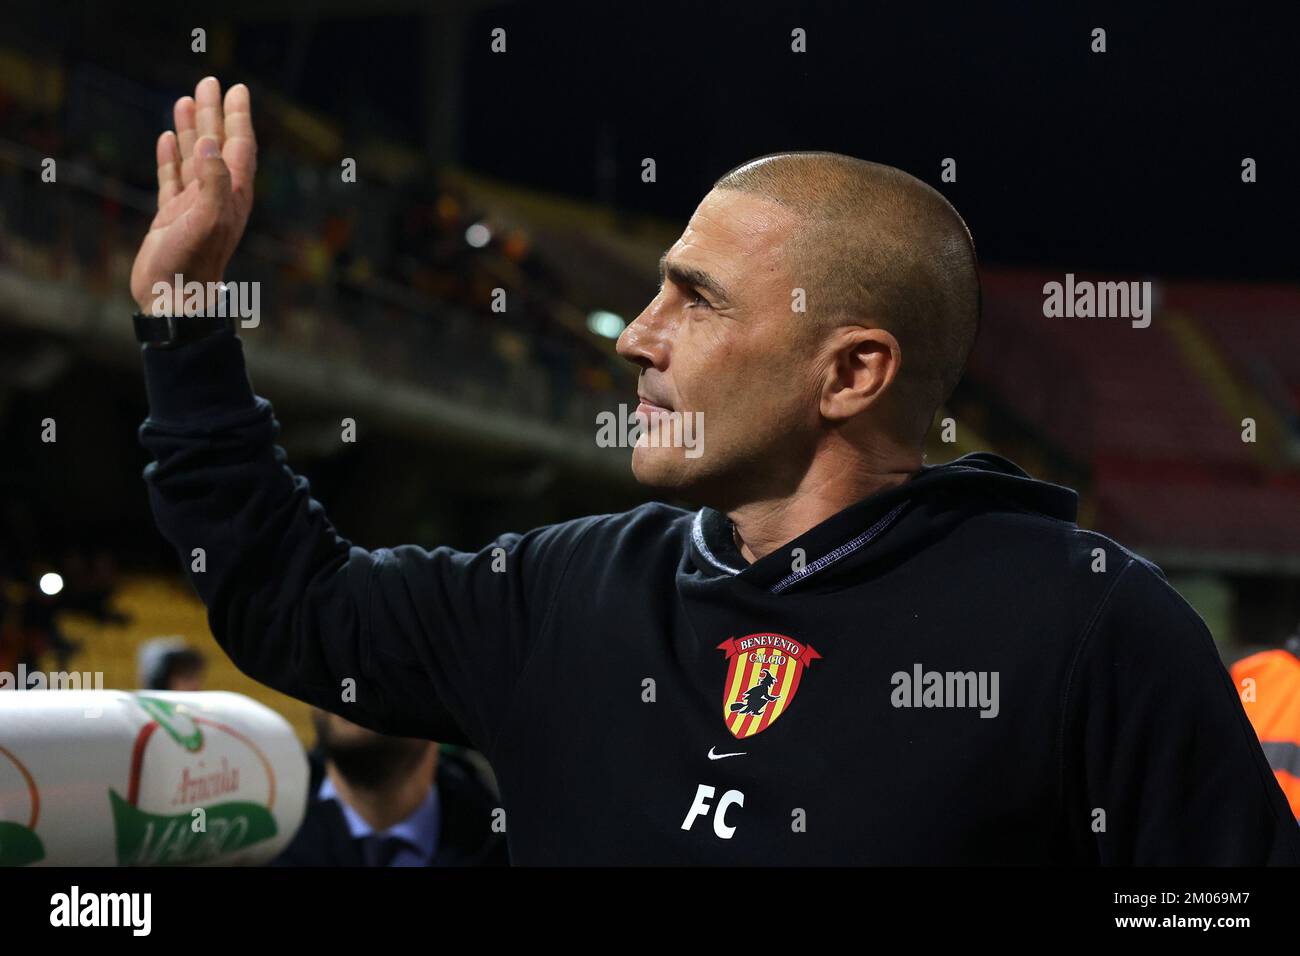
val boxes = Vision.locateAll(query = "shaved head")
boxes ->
[711,152,980,445]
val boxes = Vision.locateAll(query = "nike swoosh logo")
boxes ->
[707,747,747,760]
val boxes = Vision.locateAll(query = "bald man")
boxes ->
[132,78,1299,865]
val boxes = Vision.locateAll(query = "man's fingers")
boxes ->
[194,135,232,212]
[222,84,257,194]
[174,96,197,189]
[155,131,181,209]
[194,76,224,151]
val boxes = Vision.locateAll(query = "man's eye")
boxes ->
[686,290,710,309]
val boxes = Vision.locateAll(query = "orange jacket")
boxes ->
[1232,649,1300,818]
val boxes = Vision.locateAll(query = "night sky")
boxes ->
[285,1,1299,282]
[16,1,1300,280]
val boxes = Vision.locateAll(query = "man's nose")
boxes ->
[616,299,669,370]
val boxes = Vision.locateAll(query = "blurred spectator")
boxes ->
[272,708,507,867]
[137,637,206,691]
[1231,627,1300,819]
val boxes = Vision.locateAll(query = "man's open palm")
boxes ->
[130,76,257,314]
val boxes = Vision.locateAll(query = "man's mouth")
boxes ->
[637,394,674,415]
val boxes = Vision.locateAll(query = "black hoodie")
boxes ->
[139,331,1300,865]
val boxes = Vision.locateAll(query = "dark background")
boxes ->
[9,0,1298,278]
[0,0,1297,703]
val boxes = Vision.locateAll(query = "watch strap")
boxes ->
[133,312,235,349]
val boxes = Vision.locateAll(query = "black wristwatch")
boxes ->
[133,311,236,349]
[134,279,237,348]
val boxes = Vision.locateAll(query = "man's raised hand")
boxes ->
[130,76,257,315]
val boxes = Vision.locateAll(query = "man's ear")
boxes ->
[818,326,902,422]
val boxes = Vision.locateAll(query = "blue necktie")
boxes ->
[357,833,408,867]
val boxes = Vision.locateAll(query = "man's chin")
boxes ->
[630,448,731,510]
[630,446,695,492]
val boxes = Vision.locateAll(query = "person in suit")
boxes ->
[272,709,507,866]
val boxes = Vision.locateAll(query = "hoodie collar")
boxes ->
[688,453,1078,594]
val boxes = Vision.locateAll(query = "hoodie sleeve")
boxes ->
[1060,557,1300,865]
[138,330,595,754]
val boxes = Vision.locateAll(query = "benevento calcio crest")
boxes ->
[717,633,821,739]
